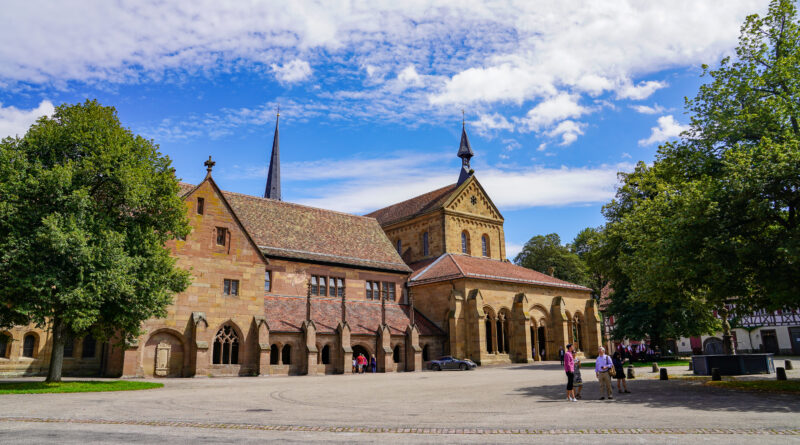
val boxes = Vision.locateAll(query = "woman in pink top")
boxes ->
[564,343,576,402]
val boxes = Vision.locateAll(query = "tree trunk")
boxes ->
[45,316,65,383]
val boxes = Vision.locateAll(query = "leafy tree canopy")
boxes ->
[0,100,191,381]
[514,233,589,287]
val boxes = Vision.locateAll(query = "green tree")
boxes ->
[0,100,191,382]
[570,227,609,298]
[602,0,799,344]
[514,233,588,286]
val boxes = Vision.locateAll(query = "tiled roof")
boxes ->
[410,253,591,291]
[365,183,458,226]
[179,182,410,272]
[264,295,445,336]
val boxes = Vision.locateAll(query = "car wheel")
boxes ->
[433,364,441,371]
[459,363,467,371]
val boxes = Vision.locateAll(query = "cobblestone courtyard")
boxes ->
[1,361,798,444]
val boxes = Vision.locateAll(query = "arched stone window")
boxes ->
[422,232,429,256]
[392,345,401,363]
[461,231,470,254]
[281,344,292,365]
[212,325,239,365]
[481,235,490,257]
[396,239,402,254]
[495,318,504,354]
[422,344,430,361]
[321,345,331,365]
[22,334,36,358]
[82,334,96,358]
[0,333,10,358]
[269,344,279,364]
[485,317,494,353]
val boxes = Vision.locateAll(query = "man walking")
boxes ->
[558,347,565,365]
[595,346,614,400]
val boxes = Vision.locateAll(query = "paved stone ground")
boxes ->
[0,359,798,444]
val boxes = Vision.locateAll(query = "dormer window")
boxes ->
[197,197,205,215]
[216,227,227,246]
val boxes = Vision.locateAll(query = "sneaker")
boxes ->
[624,390,631,393]
[609,396,614,400]
[599,397,605,400]
[571,398,577,402]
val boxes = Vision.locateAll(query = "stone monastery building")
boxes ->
[0,117,602,377]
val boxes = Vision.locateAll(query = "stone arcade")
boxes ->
[0,119,601,378]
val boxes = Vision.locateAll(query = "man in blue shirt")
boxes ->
[595,346,614,400]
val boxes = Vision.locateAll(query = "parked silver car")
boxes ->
[427,356,477,371]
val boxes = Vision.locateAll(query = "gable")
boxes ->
[443,176,503,222]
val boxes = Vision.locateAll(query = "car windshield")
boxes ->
[438,356,452,361]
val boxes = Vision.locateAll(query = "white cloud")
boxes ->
[546,120,585,146]
[630,103,667,114]
[271,59,312,84]
[516,93,591,132]
[505,242,524,260]
[616,80,668,100]
[0,100,54,139]
[537,143,547,152]
[471,112,514,134]
[397,65,423,87]
[638,115,689,146]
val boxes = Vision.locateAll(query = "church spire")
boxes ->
[264,110,281,200]
[457,112,474,185]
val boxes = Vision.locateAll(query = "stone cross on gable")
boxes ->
[204,156,215,175]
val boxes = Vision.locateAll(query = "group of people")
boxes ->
[563,345,630,402]
[352,353,377,373]
[615,343,664,362]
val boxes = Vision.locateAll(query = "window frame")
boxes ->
[22,334,36,358]
[216,227,227,246]
[481,235,489,257]
[264,270,271,292]
[197,197,205,215]
[223,279,240,296]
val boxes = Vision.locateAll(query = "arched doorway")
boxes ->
[352,345,370,364]
[537,326,546,360]
[144,330,184,377]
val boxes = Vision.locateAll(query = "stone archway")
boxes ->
[144,330,185,377]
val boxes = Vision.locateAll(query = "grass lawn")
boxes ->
[580,359,691,369]
[706,379,800,394]
[0,380,163,394]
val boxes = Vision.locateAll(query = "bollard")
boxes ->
[776,367,787,381]
[688,360,693,371]
[785,360,794,371]
[627,366,635,379]
[652,362,659,372]
[711,368,721,381]
[660,368,668,380]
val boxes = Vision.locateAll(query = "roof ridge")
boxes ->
[457,254,583,286]
[222,188,379,221]
[366,182,457,216]
[448,253,466,276]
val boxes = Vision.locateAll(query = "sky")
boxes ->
[0,0,769,259]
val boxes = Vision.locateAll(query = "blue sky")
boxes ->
[0,1,768,258]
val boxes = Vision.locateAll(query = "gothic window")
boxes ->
[481,235,489,257]
[396,239,402,254]
[22,334,36,358]
[269,344,279,364]
[216,227,227,246]
[485,318,494,353]
[223,279,239,296]
[0,333,10,358]
[496,319,504,354]
[392,345,401,363]
[422,232,429,256]
[63,335,74,358]
[336,278,345,297]
[197,197,204,215]
[82,335,96,358]
[213,325,239,365]
[281,344,291,365]
[321,345,331,365]
[264,271,271,292]
[461,231,470,254]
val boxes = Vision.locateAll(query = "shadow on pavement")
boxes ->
[513,379,800,413]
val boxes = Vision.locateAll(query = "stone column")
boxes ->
[337,322,352,374]
[377,324,393,372]
[549,297,569,358]
[192,312,209,377]
[302,321,319,375]
[583,299,603,358]
[511,293,532,363]
[254,316,270,376]
[447,289,465,359]
[405,324,422,372]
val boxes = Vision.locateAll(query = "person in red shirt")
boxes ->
[357,354,367,373]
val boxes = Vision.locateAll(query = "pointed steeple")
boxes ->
[457,114,474,185]
[264,111,281,200]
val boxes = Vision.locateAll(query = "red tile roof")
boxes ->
[365,183,458,226]
[179,182,410,272]
[410,253,591,291]
[264,295,445,336]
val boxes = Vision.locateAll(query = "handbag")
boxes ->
[606,356,616,377]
